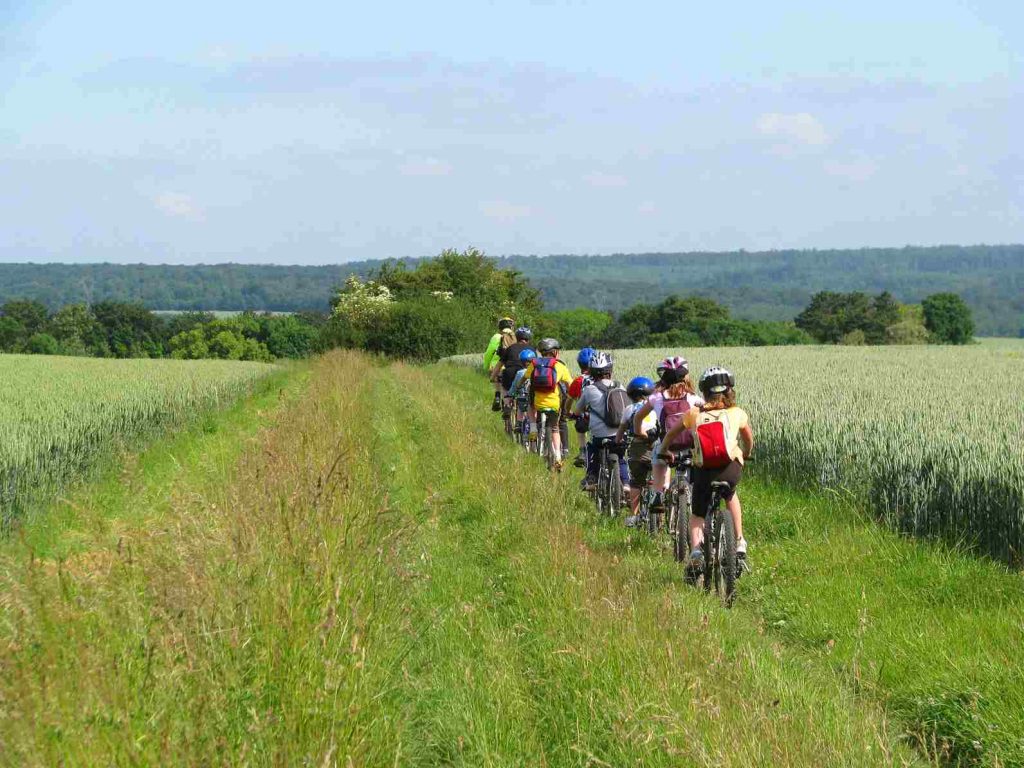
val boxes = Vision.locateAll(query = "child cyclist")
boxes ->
[661,366,753,571]
[567,347,596,468]
[521,338,573,470]
[509,348,537,438]
[615,376,657,526]
[631,356,704,515]
[573,351,630,492]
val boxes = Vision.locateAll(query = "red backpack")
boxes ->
[692,411,733,469]
[531,357,559,392]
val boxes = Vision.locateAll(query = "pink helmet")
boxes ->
[656,356,689,376]
[657,356,689,385]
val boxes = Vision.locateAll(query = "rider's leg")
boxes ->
[551,415,563,457]
[727,493,743,541]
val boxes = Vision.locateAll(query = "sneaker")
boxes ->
[737,537,748,556]
[580,478,597,491]
[491,393,501,412]
[624,515,640,528]
[554,461,564,473]
[573,454,586,468]
[737,538,749,574]
[689,548,704,569]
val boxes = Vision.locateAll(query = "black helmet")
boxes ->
[537,337,560,353]
[515,326,533,342]
[498,317,514,331]
[589,350,613,376]
[698,366,735,395]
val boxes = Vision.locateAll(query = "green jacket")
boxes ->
[483,332,502,370]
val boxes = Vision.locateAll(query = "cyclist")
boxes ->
[492,327,534,426]
[615,376,657,526]
[483,318,516,411]
[574,351,629,492]
[661,366,753,571]
[631,356,704,515]
[567,347,596,467]
[522,338,573,470]
[509,348,537,438]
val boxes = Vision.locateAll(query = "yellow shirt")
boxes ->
[523,357,573,411]
[684,406,750,465]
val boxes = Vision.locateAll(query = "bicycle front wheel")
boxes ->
[718,508,738,607]
[607,456,623,517]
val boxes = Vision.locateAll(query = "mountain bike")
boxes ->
[513,398,531,448]
[695,480,739,607]
[591,436,624,517]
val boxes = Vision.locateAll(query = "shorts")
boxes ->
[691,459,743,518]
[535,407,561,428]
[628,457,652,488]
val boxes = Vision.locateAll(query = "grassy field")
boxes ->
[3,350,1024,765]
[452,340,1024,563]
[0,354,276,525]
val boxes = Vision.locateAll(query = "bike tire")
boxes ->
[719,508,738,607]
[607,454,623,517]
[673,482,692,562]
[702,512,716,594]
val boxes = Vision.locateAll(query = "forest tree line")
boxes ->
[0,249,976,361]
[0,244,1019,335]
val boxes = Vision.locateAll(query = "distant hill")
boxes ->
[2,245,1022,336]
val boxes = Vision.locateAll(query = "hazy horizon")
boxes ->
[3,2,1020,264]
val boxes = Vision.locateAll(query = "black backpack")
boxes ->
[595,380,629,428]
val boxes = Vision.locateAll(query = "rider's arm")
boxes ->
[739,423,754,459]
[632,401,653,436]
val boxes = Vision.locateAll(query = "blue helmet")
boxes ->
[577,347,597,368]
[519,348,537,365]
[626,376,656,400]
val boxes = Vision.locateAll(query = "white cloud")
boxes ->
[479,200,532,222]
[399,156,453,177]
[584,171,628,189]
[824,158,879,182]
[756,112,830,146]
[154,192,203,220]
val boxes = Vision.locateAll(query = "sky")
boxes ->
[1,0,1021,264]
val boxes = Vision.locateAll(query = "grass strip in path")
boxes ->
[374,361,918,766]
[440,360,1024,767]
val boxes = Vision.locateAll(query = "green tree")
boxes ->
[886,304,930,345]
[541,308,611,348]
[47,303,108,356]
[25,333,60,355]
[1,300,49,336]
[922,293,975,344]
[0,317,26,352]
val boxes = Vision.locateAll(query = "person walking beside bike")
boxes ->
[661,366,753,571]
[521,338,573,471]
[574,352,630,492]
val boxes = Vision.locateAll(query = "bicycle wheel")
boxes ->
[702,510,717,594]
[545,418,556,471]
[673,481,691,562]
[607,454,623,517]
[595,453,608,515]
[718,508,738,607]
[647,493,663,535]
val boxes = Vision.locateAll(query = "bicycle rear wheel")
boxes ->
[673,483,691,563]
[718,508,738,607]
[607,454,623,517]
